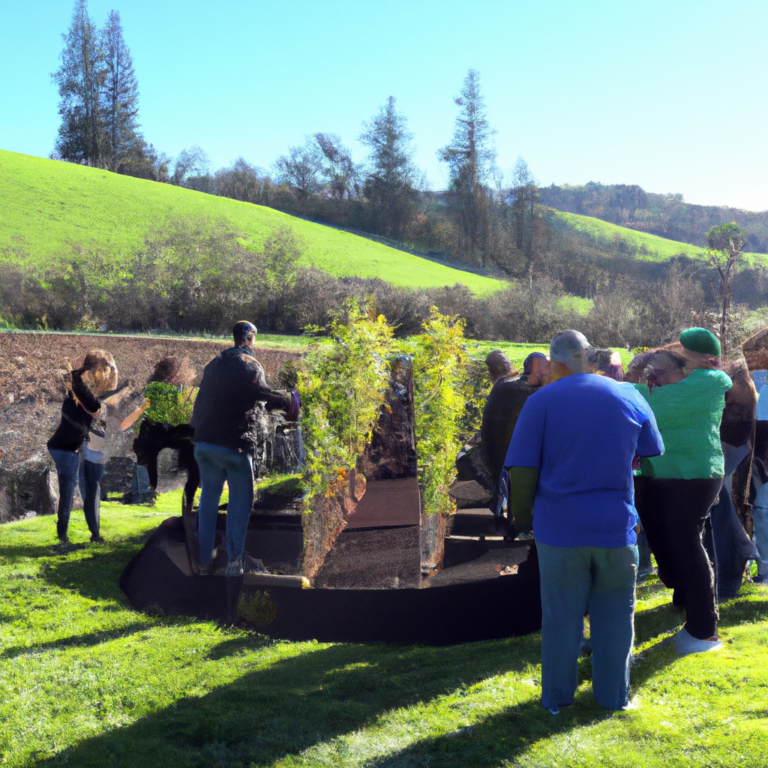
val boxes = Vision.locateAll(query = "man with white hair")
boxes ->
[504,330,663,713]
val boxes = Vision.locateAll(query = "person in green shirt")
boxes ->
[633,328,732,656]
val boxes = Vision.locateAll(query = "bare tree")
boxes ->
[707,222,746,354]
[274,141,323,198]
[171,146,210,187]
[314,133,358,200]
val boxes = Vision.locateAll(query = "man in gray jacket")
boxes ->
[191,321,290,619]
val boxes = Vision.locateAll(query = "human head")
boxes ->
[549,331,591,378]
[79,349,118,395]
[587,349,624,382]
[485,349,515,384]
[233,321,257,350]
[679,327,721,370]
[523,352,550,386]
[646,349,686,389]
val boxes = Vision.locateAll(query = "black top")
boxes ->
[480,377,538,484]
[190,347,290,454]
[47,372,101,453]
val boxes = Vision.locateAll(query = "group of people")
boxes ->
[486,326,759,714]
[47,321,295,620]
[48,320,762,711]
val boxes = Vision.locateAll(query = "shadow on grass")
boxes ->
[37,532,155,604]
[34,595,707,768]
[1,620,158,659]
[37,637,546,767]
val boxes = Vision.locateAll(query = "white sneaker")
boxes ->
[674,627,723,656]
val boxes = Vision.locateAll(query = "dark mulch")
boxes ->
[314,526,421,589]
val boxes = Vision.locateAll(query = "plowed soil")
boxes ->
[0,332,299,465]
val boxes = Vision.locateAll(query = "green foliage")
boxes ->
[407,307,472,516]
[706,222,747,254]
[0,149,505,295]
[143,382,195,426]
[299,300,394,507]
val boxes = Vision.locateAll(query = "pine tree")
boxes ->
[52,0,105,166]
[101,10,142,172]
[360,96,419,239]
[438,69,496,264]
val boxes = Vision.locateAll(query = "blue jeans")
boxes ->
[49,448,80,540]
[711,443,757,599]
[194,442,254,574]
[537,540,638,711]
[78,458,103,538]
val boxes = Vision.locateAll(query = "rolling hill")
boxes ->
[548,209,767,268]
[0,150,505,296]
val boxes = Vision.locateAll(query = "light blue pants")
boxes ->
[537,541,638,711]
[194,442,254,574]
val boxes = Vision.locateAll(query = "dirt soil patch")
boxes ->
[0,332,299,466]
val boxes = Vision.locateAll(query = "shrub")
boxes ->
[406,307,472,516]
[143,382,196,426]
[299,299,394,507]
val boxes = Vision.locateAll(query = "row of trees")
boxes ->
[50,2,750,347]
[51,4,539,268]
[52,0,165,178]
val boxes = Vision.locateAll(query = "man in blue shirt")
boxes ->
[505,331,663,713]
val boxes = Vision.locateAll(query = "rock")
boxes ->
[100,456,136,499]
[0,451,57,522]
[449,480,493,508]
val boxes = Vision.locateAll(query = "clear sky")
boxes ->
[2,0,767,210]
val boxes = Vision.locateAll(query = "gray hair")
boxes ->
[550,331,591,373]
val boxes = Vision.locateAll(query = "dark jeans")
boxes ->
[48,448,85,540]
[78,458,103,538]
[710,443,758,600]
[634,476,722,639]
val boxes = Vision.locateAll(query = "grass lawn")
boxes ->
[0,149,505,296]
[2,490,768,766]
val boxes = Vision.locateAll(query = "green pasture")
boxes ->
[550,209,768,268]
[0,149,505,296]
[2,488,767,766]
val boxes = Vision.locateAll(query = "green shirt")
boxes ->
[634,368,732,479]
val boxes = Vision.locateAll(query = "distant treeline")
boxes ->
[539,183,768,254]
[5,214,767,353]
[49,0,768,340]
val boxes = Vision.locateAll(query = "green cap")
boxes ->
[679,327,721,357]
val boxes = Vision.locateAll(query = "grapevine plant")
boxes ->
[142,381,196,426]
[299,300,394,509]
[407,307,473,516]
[300,302,477,516]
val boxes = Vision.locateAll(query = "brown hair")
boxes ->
[485,349,515,379]
[73,349,118,393]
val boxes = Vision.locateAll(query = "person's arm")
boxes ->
[635,399,664,458]
[503,396,545,530]
[119,399,151,431]
[70,370,101,416]
[507,467,539,531]
[249,362,291,412]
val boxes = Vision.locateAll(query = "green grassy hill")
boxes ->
[550,209,768,267]
[0,150,505,296]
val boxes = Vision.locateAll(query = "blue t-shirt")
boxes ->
[504,374,664,548]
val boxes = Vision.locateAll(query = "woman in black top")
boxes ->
[47,351,115,544]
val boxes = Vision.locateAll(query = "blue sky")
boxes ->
[2,0,767,210]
